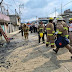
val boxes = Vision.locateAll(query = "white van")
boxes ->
[38,18,49,26]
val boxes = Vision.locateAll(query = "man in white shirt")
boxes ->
[69,18,72,46]
[35,22,38,32]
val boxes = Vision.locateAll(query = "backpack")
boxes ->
[55,36,69,48]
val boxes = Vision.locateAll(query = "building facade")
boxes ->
[0,12,10,41]
[8,15,21,32]
[61,9,72,25]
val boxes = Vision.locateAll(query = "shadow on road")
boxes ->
[32,51,72,72]
[0,33,38,69]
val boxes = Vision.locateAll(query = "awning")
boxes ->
[0,13,10,22]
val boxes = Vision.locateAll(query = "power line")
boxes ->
[13,0,24,15]
[0,0,3,5]
[12,0,18,9]
[19,4,24,15]
[63,1,72,7]
[9,7,14,13]
[48,0,72,16]
[4,0,19,13]
[3,2,15,14]
[3,2,12,10]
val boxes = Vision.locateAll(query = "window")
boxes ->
[39,20,49,24]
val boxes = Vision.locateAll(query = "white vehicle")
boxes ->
[38,18,49,26]
[31,18,49,28]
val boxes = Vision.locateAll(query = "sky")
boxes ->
[3,0,72,22]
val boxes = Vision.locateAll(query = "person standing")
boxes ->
[61,21,69,38]
[46,17,55,48]
[35,22,38,33]
[38,21,45,43]
[33,24,35,33]
[69,18,72,46]
[53,16,72,55]
[23,24,29,40]
[30,25,33,33]
[0,32,2,40]
[20,24,23,37]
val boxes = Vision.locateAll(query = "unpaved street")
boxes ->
[0,32,72,72]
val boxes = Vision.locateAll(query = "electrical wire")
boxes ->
[48,0,72,15]
[12,0,18,9]
[9,7,14,13]
[4,0,18,12]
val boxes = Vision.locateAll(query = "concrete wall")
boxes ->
[9,15,17,25]
[7,24,15,33]
[16,18,21,26]
[9,15,21,26]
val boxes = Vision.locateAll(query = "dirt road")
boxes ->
[0,32,72,72]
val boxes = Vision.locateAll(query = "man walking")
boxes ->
[20,24,23,37]
[38,21,45,43]
[23,24,29,40]
[53,16,72,55]
[46,17,55,48]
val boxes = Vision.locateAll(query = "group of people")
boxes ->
[37,16,72,58]
[30,22,38,33]
[20,16,72,58]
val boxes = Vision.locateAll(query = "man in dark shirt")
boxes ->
[20,25,23,37]
[0,32,2,36]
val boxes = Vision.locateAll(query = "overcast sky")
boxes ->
[3,0,72,22]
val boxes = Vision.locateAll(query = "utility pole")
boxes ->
[19,4,20,15]
[36,16,37,23]
[36,16,37,20]
[0,0,3,5]
[4,4,9,15]
[19,4,24,15]
[55,7,56,17]
[15,9,17,15]
[7,9,9,15]
[61,3,62,15]
[19,4,24,23]
[0,0,3,13]
[3,3,12,15]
